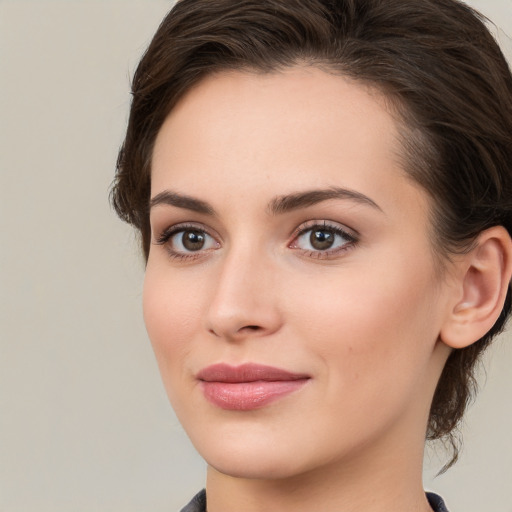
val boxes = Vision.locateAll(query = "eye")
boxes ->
[154,224,219,259]
[290,221,357,257]
[172,229,216,252]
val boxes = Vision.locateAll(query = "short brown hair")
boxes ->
[111,0,512,468]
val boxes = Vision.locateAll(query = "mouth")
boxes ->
[196,363,311,411]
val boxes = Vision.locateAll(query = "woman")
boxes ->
[111,0,512,511]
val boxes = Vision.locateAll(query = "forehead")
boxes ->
[151,66,426,220]
[154,67,396,159]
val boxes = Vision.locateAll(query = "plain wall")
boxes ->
[1,1,511,511]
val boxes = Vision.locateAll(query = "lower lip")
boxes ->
[200,380,309,411]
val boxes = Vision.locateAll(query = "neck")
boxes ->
[205,435,433,512]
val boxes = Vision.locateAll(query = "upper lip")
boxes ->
[197,363,310,383]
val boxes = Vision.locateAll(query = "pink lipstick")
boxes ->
[197,363,310,411]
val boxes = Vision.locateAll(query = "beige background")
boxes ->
[1,1,511,511]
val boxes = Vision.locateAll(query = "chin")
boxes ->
[206,451,307,481]
[189,427,315,480]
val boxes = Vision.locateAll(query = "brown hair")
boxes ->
[111,0,512,468]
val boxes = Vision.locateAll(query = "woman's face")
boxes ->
[144,67,453,480]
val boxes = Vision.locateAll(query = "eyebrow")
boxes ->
[149,190,215,215]
[149,187,382,216]
[268,187,382,215]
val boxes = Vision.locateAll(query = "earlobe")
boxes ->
[440,226,512,349]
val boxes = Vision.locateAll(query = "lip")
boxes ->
[197,363,310,411]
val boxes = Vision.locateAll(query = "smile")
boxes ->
[197,363,311,411]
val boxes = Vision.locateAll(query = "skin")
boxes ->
[143,67,502,512]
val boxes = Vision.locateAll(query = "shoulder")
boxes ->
[179,489,207,512]
[427,492,450,512]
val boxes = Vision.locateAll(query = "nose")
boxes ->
[205,247,282,341]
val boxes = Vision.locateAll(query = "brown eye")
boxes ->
[181,230,206,251]
[310,229,335,250]
[164,227,218,255]
[292,222,355,256]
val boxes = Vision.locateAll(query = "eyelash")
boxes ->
[290,220,358,259]
[154,222,218,261]
[153,220,358,261]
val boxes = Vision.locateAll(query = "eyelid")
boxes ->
[151,219,358,261]
[152,222,221,263]
[152,222,221,262]
[288,219,359,257]
[153,222,218,246]
[289,219,358,242]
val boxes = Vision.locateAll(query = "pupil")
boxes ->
[310,229,334,250]
[182,230,205,251]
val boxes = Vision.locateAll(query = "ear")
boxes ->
[440,226,512,349]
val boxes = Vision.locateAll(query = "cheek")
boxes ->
[142,267,204,381]
[286,253,441,385]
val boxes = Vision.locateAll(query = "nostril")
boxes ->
[208,324,262,338]
[244,325,261,331]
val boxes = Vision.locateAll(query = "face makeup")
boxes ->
[144,67,452,481]
[197,363,310,410]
